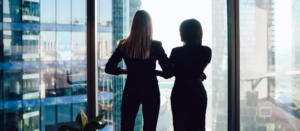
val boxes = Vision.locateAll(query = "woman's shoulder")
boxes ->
[151,40,162,47]
[201,45,211,49]
[200,45,212,53]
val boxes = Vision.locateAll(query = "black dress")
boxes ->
[105,40,173,131]
[170,44,212,131]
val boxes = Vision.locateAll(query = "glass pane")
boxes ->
[240,0,300,130]
[57,104,71,123]
[3,0,22,22]
[72,0,86,25]
[72,32,86,60]
[56,32,71,61]
[40,0,56,24]
[1,0,87,130]
[56,0,71,24]
[40,31,56,61]
[22,0,40,23]
[4,108,23,131]
[97,0,228,130]
[41,105,56,131]
[23,107,39,131]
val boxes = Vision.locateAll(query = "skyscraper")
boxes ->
[1,0,88,131]
[98,0,142,130]
[211,0,228,130]
[239,0,300,130]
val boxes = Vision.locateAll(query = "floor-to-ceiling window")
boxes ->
[3,0,300,131]
[239,0,300,130]
[97,0,228,130]
[0,0,87,130]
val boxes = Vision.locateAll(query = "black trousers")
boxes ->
[121,88,160,131]
[171,98,207,131]
[171,79,207,131]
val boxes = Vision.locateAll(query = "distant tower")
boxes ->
[211,0,228,130]
[112,0,142,131]
[292,0,300,98]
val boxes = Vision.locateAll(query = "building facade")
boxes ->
[211,0,228,130]
[239,0,300,130]
[1,0,88,131]
[98,0,142,130]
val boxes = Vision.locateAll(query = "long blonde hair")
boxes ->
[120,10,153,59]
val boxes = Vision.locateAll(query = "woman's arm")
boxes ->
[202,47,212,81]
[156,42,173,78]
[201,63,209,81]
[105,46,127,75]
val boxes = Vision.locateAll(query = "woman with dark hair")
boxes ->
[105,10,173,131]
[170,19,211,131]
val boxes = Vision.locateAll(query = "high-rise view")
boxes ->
[98,0,228,130]
[0,0,88,131]
[240,0,300,130]
[0,0,299,131]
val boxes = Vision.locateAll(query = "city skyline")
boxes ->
[0,0,299,131]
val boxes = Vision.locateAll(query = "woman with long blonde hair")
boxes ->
[105,10,173,131]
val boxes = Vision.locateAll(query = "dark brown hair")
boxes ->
[120,10,153,59]
[180,19,203,46]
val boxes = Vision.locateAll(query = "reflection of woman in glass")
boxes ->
[105,10,173,131]
[170,19,211,131]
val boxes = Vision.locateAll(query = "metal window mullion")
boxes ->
[227,0,240,131]
[86,0,97,120]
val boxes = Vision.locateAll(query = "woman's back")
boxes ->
[105,40,173,89]
[170,45,211,80]
[105,10,171,131]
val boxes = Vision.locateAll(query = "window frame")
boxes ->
[227,0,240,131]
[86,0,242,130]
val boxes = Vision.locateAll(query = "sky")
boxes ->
[140,0,213,83]
[141,0,212,56]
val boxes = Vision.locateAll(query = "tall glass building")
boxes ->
[211,0,228,130]
[0,0,88,131]
[97,0,142,130]
[240,0,300,130]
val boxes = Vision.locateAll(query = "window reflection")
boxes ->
[98,99,113,125]
[21,0,40,23]
[41,105,56,131]
[3,31,22,62]
[72,0,86,25]
[3,69,23,101]
[72,103,86,122]
[70,67,87,95]
[240,0,300,130]
[57,104,71,124]
[3,0,22,22]
[56,32,71,61]
[40,0,55,24]
[56,67,72,97]
[0,71,3,102]
[22,31,39,61]
[1,0,87,130]
[22,69,40,100]
[72,32,86,60]
[40,31,56,61]
[56,0,71,24]
[23,107,39,131]
[0,0,3,22]
[4,108,22,131]
[40,68,56,98]
[0,110,4,130]
[98,32,112,59]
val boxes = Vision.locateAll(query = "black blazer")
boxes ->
[105,40,173,90]
[170,45,211,80]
